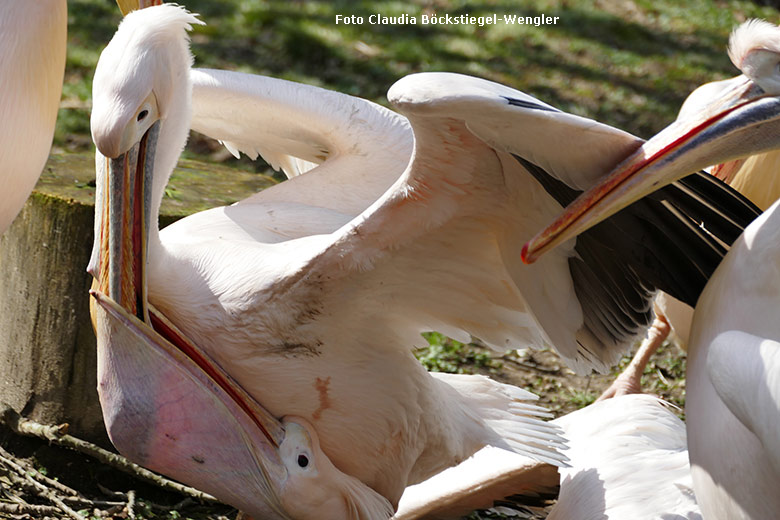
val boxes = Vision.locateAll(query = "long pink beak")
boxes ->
[90,117,292,519]
[92,291,292,519]
[522,75,780,263]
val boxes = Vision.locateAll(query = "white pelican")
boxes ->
[115,3,757,377]
[0,0,67,233]
[89,5,757,517]
[395,394,700,520]
[524,19,780,519]
[89,7,565,518]
[599,74,780,401]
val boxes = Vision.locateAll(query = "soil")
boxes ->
[487,341,687,418]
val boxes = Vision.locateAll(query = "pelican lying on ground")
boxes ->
[395,394,700,520]
[90,7,566,518]
[90,5,759,517]
[0,0,67,233]
[524,19,780,519]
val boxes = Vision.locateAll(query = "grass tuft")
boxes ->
[415,332,501,374]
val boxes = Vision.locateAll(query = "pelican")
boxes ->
[599,76,780,401]
[0,0,67,233]
[90,5,759,517]
[112,5,760,381]
[395,394,700,520]
[89,7,567,518]
[609,65,780,402]
[524,19,780,519]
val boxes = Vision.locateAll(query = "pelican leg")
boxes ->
[597,314,671,401]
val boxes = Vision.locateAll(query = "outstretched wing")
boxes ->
[268,73,756,371]
[189,68,413,217]
[266,72,757,374]
[387,72,644,190]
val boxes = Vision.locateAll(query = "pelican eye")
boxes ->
[137,110,149,121]
[297,454,309,468]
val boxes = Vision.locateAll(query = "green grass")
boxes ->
[60,0,780,170]
[566,388,597,408]
[415,332,501,374]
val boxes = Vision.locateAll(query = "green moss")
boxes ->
[33,153,277,225]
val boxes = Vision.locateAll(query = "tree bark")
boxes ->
[0,153,275,443]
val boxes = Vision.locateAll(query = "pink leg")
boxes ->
[597,314,671,401]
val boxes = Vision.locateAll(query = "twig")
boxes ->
[0,502,65,516]
[0,447,84,520]
[96,484,125,500]
[97,484,195,513]
[0,482,28,505]
[0,465,43,497]
[0,404,218,504]
[127,489,136,519]
[501,356,561,374]
[0,458,79,498]
[61,496,124,509]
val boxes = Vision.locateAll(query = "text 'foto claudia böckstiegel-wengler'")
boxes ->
[334,13,560,27]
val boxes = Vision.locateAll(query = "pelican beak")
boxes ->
[88,119,158,324]
[91,292,293,519]
[89,110,293,519]
[521,74,780,263]
[116,0,163,16]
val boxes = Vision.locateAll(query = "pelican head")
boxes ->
[522,19,780,263]
[89,6,394,519]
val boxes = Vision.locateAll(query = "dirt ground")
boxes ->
[489,342,687,418]
[0,340,688,519]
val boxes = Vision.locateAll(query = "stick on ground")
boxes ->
[0,404,218,504]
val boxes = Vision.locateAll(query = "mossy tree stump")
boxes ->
[0,153,275,443]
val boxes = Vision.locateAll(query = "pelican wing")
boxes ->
[549,395,700,519]
[190,68,413,215]
[386,72,644,191]
[0,0,67,232]
[395,395,699,520]
[393,446,558,520]
[285,72,624,368]
[708,331,780,473]
[282,72,753,373]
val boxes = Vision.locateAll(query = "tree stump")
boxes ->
[0,153,275,443]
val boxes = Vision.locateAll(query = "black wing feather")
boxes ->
[515,155,760,366]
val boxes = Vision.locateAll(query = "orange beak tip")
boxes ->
[520,242,535,264]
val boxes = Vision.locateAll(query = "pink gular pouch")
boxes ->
[92,290,292,519]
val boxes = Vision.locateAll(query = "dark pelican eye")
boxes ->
[297,454,309,468]
[137,110,149,121]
